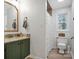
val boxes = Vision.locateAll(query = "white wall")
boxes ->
[18,0,32,35]
[4,3,7,30]
[55,7,73,44]
[70,1,74,59]
[29,0,46,58]
[46,11,56,55]
[45,0,57,56]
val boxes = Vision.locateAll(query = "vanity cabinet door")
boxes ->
[6,41,21,59]
[20,39,30,59]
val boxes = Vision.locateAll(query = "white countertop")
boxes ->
[4,36,30,43]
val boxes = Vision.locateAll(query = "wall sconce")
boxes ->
[23,17,28,29]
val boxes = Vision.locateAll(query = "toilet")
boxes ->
[57,37,68,54]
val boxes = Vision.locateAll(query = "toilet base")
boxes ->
[59,50,65,54]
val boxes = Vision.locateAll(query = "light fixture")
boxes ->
[16,0,18,1]
[58,0,64,2]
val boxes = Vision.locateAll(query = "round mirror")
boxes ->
[4,1,18,32]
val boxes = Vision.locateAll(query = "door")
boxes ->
[6,41,21,59]
[20,39,30,59]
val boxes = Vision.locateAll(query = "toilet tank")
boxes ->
[57,37,68,44]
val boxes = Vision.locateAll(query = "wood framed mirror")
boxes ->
[4,1,18,32]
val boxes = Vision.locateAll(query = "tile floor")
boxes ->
[48,49,72,59]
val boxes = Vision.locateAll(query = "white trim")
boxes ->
[70,51,74,59]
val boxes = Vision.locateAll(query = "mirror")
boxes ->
[4,1,18,32]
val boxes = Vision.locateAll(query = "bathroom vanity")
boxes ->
[4,1,30,59]
[4,36,30,59]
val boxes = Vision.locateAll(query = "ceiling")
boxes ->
[48,0,72,9]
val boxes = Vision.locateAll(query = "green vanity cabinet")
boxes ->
[21,39,30,59]
[4,38,30,59]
